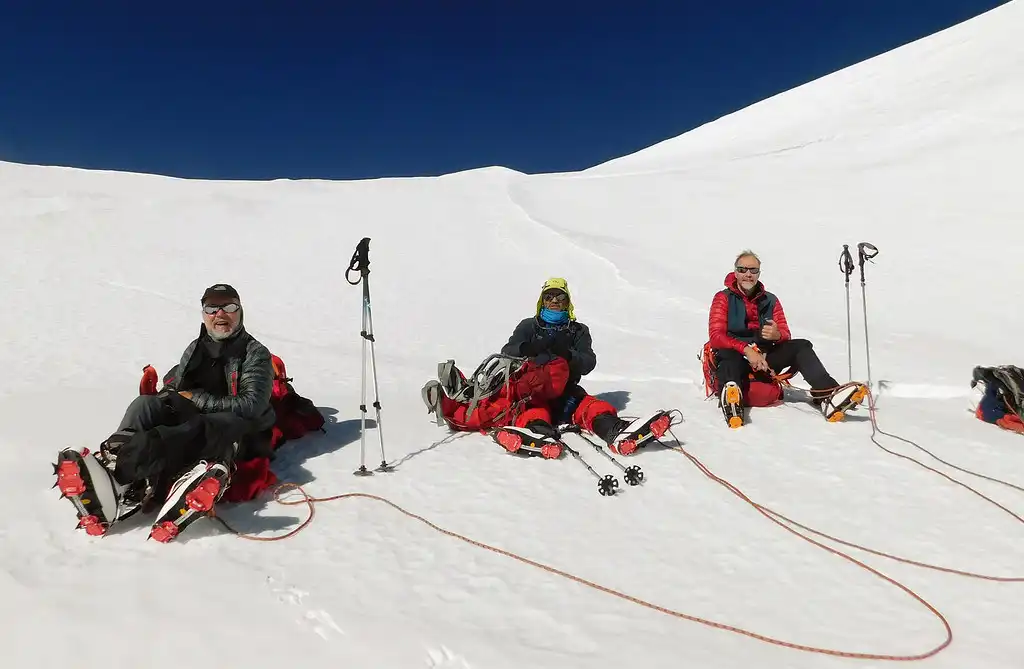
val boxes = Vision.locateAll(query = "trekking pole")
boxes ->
[558,437,619,496]
[857,242,879,390]
[838,245,855,380]
[561,425,644,486]
[345,237,393,476]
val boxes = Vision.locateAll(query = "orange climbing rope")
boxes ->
[209,381,1023,662]
[215,479,952,661]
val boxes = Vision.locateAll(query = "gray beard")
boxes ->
[207,323,240,341]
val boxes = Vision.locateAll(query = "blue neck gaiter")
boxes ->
[540,308,569,325]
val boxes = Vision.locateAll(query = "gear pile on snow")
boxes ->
[972,365,1024,434]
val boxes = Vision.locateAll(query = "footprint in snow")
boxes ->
[267,576,345,640]
[425,645,472,668]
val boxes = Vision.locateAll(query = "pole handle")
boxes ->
[857,241,879,262]
[346,237,371,285]
[838,244,854,281]
[856,241,878,284]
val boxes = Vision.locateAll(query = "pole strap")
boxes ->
[838,244,854,286]
[857,242,878,285]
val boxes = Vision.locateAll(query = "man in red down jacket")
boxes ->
[708,250,866,427]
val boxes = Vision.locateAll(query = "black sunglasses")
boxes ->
[203,303,241,315]
[735,266,760,275]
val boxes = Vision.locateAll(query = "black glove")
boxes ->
[159,388,200,420]
[519,337,549,358]
[549,331,573,362]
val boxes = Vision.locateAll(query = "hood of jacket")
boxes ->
[535,277,576,321]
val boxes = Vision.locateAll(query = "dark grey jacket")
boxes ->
[167,327,276,433]
[500,317,597,388]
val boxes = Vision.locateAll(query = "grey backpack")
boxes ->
[422,353,528,426]
[973,364,1024,415]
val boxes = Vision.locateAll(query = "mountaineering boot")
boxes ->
[53,446,141,536]
[816,383,869,422]
[592,413,630,446]
[149,461,231,543]
[96,429,135,470]
[720,381,744,428]
[593,411,672,455]
[491,420,562,459]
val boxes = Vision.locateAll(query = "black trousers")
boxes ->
[112,391,256,489]
[714,339,839,400]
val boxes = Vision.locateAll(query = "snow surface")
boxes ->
[3,2,1024,667]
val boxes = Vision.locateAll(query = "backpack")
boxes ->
[972,365,1024,434]
[267,354,326,447]
[699,340,792,408]
[455,353,528,420]
[424,353,531,431]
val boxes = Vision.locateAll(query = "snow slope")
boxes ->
[3,2,1024,667]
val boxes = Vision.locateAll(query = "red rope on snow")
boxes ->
[209,380,1024,662]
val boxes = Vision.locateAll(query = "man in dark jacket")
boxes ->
[53,283,276,542]
[424,278,672,457]
[707,251,866,427]
[117,283,275,438]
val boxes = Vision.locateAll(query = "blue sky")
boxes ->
[0,0,1009,180]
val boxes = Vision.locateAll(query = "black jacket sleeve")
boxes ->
[501,318,537,357]
[568,323,597,377]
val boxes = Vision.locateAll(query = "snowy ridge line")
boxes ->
[214,454,955,661]
[505,181,707,314]
[504,182,631,286]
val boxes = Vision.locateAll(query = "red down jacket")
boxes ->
[708,272,792,353]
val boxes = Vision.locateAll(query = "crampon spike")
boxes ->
[540,443,562,459]
[77,515,107,536]
[495,430,522,452]
[651,413,671,438]
[149,522,179,543]
[612,439,637,456]
[185,478,222,513]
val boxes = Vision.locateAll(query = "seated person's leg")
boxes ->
[713,349,750,392]
[513,358,570,402]
[765,339,839,397]
[197,411,256,465]
[117,393,178,432]
[516,405,556,434]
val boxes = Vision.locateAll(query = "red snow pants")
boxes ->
[440,357,617,432]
